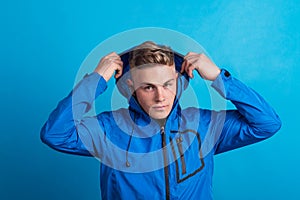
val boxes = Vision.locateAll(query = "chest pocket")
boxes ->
[170,129,205,183]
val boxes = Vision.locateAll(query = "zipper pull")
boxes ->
[160,126,165,135]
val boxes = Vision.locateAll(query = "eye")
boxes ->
[163,82,173,88]
[143,85,154,91]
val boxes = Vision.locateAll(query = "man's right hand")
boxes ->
[94,52,123,82]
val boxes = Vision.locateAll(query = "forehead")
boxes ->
[131,64,176,85]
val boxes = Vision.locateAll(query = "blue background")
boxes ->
[1,0,299,199]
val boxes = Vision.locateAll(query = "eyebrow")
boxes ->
[139,78,175,86]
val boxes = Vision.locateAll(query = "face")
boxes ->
[127,64,178,119]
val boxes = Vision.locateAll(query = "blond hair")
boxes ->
[129,41,174,69]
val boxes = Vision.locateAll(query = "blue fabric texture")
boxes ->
[40,49,281,200]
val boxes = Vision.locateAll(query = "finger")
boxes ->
[103,57,121,67]
[109,52,118,56]
[115,71,121,79]
[113,59,123,66]
[184,52,197,59]
[103,52,119,61]
[111,53,123,61]
[110,55,122,61]
[185,54,199,63]
[183,60,190,74]
[184,52,192,58]
[187,64,195,78]
[104,52,116,59]
[113,59,123,78]
[182,59,191,75]
[183,60,196,78]
[114,65,123,79]
[180,60,186,73]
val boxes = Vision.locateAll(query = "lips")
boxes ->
[152,105,168,110]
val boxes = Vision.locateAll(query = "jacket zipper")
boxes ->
[161,126,170,200]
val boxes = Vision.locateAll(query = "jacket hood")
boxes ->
[116,46,189,102]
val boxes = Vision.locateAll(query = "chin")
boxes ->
[149,112,169,120]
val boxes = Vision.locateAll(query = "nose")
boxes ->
[155,86,165,102]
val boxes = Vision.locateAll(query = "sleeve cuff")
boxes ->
[211,69,232,98]
[74,72,108,101]
[90,72,108,98]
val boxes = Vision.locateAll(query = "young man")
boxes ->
[41,41,281,199]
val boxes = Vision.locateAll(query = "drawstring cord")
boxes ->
[125,114,136,167]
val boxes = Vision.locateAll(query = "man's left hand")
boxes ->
[180,52,221,81]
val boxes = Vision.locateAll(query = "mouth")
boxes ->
[152,105,168,111]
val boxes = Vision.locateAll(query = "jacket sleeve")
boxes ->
[211,69,282,154]
[40,72,108,156]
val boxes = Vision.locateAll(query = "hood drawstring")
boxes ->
[125,113,136,167]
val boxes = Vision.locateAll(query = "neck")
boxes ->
[155,118,166,127]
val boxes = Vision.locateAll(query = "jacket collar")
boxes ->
[128,94,181,132]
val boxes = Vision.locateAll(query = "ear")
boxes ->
[126,79,135,94]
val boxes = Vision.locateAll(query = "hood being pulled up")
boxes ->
[116,47,190,101]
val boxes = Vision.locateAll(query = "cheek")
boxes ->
[135,91,153,106]
[167,87,177,98]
